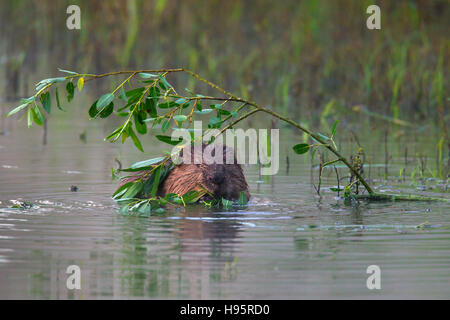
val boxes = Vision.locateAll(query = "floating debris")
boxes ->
[10,201,33,210]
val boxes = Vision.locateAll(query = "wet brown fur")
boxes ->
[120,143,250,201]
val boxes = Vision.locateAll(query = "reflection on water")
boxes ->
[0,109,449,299]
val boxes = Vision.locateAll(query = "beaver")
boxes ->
[120,143,250,202]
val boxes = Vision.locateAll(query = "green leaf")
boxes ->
[58,68,78,75]
[111,167,120,181]
[20,97,36,104]
[112,181,133,198]
[125,87,146,100]
[158,75,172,90]
[120,87,128,102]
[293,143,310,155]
[122,181,143,199]
[217,109,231,116]
[222,198,233,209]
[331,120,339,137]
[238,192,248,205]
[156,135,183,146]
[66,81,75,102]
[5,103,30,117]
[99,102,114,118]
[158,101,178,109]
[316,132,330,142]
[153,208,166,214]
[40,92,51,114]
[173,115,187,123]
[194,108,213,115]
[150,167,162,197]
[182,190,203,204]
[139,72,158,79]
[175,98,187,105]
[89,93,115,118]
[88,100,99,118]
[148,86,160,106]
[128,126,144,152]
[31,105,45,126]
[97,93,115,110]
[27,108,33,127]
[134,112,147,134]
[36,77,66,88]
[55,87,64,111]
[161,119,170,133]
[129,157,166,170]
[209,117,222,128]
[144,96,158,117]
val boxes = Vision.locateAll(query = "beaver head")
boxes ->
[158,143,250,202]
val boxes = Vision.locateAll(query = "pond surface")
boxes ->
[0,106,449,299]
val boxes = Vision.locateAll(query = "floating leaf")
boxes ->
[182,190,204,204]
[238,192,248,205]
[222,198,233,209]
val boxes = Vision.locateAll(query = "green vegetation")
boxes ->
[5,66,448,215]
[1,1,448,124]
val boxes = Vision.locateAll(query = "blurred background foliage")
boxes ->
[0,0,448,126]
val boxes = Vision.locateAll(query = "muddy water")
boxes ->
[0,105,449,299]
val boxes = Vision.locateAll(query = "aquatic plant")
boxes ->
[5,68,448,214]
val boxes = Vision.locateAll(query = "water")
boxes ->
[0,106,449,299]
